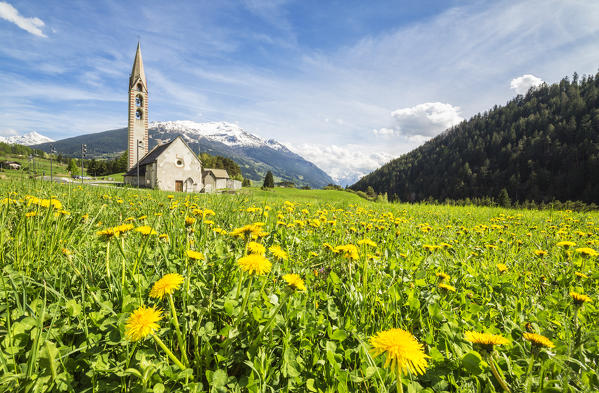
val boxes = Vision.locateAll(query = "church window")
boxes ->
[135,95,143,107]
[136,109,143,120]
[137,83,143,92]
[176,159,184,167]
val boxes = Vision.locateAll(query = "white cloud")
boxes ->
[372,127,395,136]
[373,102,463,138]
[288,143,396,185]
[510,74,544,95]
[0,2,46,37]
[0,128,19,137]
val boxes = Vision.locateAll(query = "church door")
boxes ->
[175,180,183,192]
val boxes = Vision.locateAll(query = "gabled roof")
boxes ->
[124,138,176,177]
[203,168,230,179]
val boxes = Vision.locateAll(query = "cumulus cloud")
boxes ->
[373,102,463,138]
[288,143,396,186]
[0,2,46,37]
[510,74,543,95]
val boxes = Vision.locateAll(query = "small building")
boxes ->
[1,161,21,170]
[202,168,229,192]
[124,136,203,192]
[227,179,242,190]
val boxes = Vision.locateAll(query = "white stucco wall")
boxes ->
[155,138,203,192]
[215,178,228,189]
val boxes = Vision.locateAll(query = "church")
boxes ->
[123,43,208,192]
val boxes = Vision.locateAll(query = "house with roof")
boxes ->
[202,168,230,193]
[124,136,203,192]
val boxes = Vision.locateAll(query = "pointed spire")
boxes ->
[130,41,147,89]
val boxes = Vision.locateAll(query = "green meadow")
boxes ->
[0,179,597,392]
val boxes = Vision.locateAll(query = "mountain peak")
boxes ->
[150,120,266,148]
[0,131,54,145]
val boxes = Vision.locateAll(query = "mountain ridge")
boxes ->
[33,121,334,188]
[351,71,599,204]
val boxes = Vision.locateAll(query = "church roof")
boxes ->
[129,42,147,89]
[124,138,176,177]
[203,168,230,179]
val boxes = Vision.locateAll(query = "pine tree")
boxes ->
[263,171,274,188]
[498,188,511,208]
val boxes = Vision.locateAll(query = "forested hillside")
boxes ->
[352,71,599,204]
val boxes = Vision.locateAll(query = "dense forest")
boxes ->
[198,153,242,179]
[352,71,599,204]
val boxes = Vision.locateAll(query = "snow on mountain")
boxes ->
[150,121,289,151]
[0,131,54,145]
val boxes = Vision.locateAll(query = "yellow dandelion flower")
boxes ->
[25,211,37,217]
[534,249,547,256]
[575,247,598,257]
[523,333,555,348]
[237,254,272,275]
[135,225,157,236]
[269,245,288,260]
[370,328,429,376]
[149,273,185,300]
[282,273,306,291]
[496,263,508,273]
[358,238,377,247]
[570,291,592,305]
[574,271,588,279]
[125,306,162,341]
[436,272,450,281]
[159,233,169,241]
[185,216,196,226]
[438,283,456,292]
[465,331,509,351]
[61,248,71,256]
[186,249,204,260]
[309,251,319,257]
[556,241,576,248]
[333,244,359,260]
[247,241,266,255]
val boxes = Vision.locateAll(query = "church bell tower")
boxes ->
[128,42,149,170]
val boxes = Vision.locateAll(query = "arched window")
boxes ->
[137,83,143,92]
[135,95,143,107]
[136,109,143,120]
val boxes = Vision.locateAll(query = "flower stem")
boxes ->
[250,294,286,350]
[397,372,403,393]
[487,352,511,393]
[152,334,186,371]
[525,350,535,393]
[236,275,254,326]
[168,294,189,366]
[105,241,111,277]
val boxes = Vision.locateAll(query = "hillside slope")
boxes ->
[352,72,599,204]
[33,121,334,188]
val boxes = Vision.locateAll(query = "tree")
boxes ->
[498,188,511,208]
[242,178,251,187]
[263,171,274,188]
[67,159,79,176]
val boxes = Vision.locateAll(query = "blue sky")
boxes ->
[2,0,599,183]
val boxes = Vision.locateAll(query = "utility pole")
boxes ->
[136,140,143,188]
[81,144,87,184]
[50,144,56,182]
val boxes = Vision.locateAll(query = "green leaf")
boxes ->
[329,329,348,342]
[461,351,485,375]
[65,299,81,318]
[306,378,317,392]
[152,383,165,393]
[212,369,228,388]
[224,299,235,316]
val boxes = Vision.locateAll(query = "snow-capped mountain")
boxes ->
[0,131,54,145]
[151,121,289,151]
[32,121,335,188]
